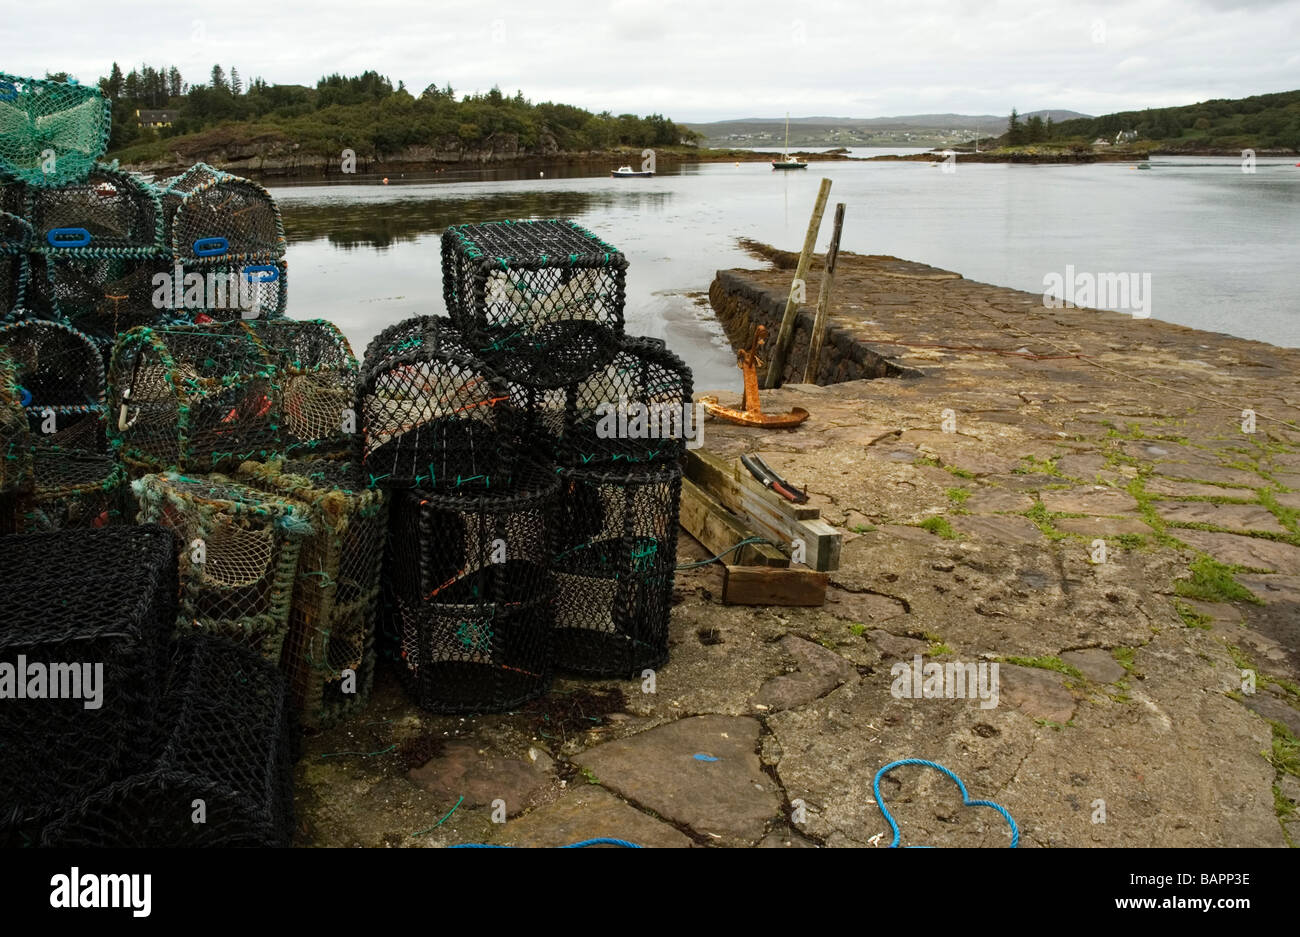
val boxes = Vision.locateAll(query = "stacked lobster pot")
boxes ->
[155,163,288,323]
[357,316,557,712]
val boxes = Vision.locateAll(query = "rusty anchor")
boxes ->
[700,325,810,428]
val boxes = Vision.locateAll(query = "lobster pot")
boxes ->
[159,163,286,264]
[552,464,682,677]
[356,315,516,492]
[41,634,296,847]
[0,210,31,319]
[158,258,288,323]
[108,318,356,473]
[0,525,177,846]
[388,461,558,713]
[441,220,626,388]
[0,348,33,498]
[517,335,695,468]
[27,166,163,258]
[44,253,173,346]
[0,73,111,187]
[132,472,313,664]
[237,459,387,729]
[15,447,125,533]
[0,317,105,452]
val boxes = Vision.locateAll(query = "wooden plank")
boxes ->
[685,449,819,521]
[734,468,819,520]
[804,202,846,383]
[765,176,833,388]
[723,565,828,606]
[795,517,842,572]
[678,478,788,568]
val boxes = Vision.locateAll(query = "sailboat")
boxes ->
[772,113,808,170]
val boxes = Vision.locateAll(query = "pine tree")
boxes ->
[106,62,124,99]
[1007,108,1023,145]
[210,64,227,91]
[168,66,184,98]
[230,67,242,95]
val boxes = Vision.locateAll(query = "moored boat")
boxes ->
[611,165,654,178]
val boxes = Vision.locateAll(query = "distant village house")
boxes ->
[135,108,178,128]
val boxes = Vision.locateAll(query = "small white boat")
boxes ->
[771,113,809,170]
[611,165,653,178]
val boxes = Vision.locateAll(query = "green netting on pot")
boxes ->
[236,458,387,729]
[551,464,681,677]
[0,317,105,452]
[0,210,31,319]
[15,447,126,533]
[40,633,296,847]
[0,74,111,187]
[0,348,33,496]
[387,460,558,713]
[27,165,163,258]
[441,219,626,388]
[516,335,695,468]
[356,315,516,492]
[107,318,356,473]
[0,525,176,846]
[132,471,313,664]
[159,163,286,264]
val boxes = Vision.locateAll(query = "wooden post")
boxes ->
[803,201,845,384]
[764,176,831,389]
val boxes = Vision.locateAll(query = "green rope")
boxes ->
[412,796,464,837]
[320,744,396,759]
[675,537,773,570]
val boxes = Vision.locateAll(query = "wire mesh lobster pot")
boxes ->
[0,210,31,319]
[441,219,627,388]
[132,471,313,665]
[387,460,558,713]
[42,253,175,347]
[515,335,695,468]
[15,447,126,533]
[41,634,296,847]
[551,464,682,677]
[159,163,286,265]
[157,258,288,323]
[237,458,387,728]
[0,525,177,846]
[108,318,357,474]
[356,315,517,491]
[0,317,105,452]
[26,165,163,258]
[0,73,111,187]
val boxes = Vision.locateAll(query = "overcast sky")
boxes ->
[4,0,1298,122]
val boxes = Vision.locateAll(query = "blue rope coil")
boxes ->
[451,837,642,849]
[873,758,1018,848]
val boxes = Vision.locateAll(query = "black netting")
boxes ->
[132,471,313,664]
[0,210,31,319]
[387,460,557,713]
[149,259,288,322]
[41,634,296,847]
[356,315,516,491]
[551,464,681,677]
[46,255,175,344]
[0,73,111,187]
[0,317,105,452]
[162,166,285,264]
[441,220,626,388]
[16,447,126,532]
[27,166,163,258]
[515,336,695,468]
[108,319,355,473]
[0,348,33,495]
[0,525,177,845]
[236,458,387,729]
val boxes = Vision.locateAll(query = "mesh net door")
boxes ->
[0,525,177,845]
[387,460,558,713]
[356,315,516,491]
[132,471,312,664]
[17,447,125,532]
[40,634,296,847]
[164,167,286,264]
[0,73,111,187]
[27,166,163,258]
[0,318,105,452]
[551,464,681,677]
[441,219,626,388]
[237,458,387,729]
